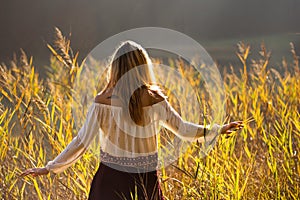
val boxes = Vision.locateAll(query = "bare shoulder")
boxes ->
[94,88,166,106]
[144,89,166,105]
[94,91,111,104]
[151,93,165,104]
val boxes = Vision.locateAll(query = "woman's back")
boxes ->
[94,88,165,155]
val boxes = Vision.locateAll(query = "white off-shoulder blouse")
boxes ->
[45,99,221,173]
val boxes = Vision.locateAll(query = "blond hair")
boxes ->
[102,40,164,125]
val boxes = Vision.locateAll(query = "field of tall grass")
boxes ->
[0,29,299,199]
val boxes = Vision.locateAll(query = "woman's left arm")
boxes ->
[21,103,101,176]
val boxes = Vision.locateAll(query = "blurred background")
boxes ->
[0,0,299,72]
[1,2,299,199]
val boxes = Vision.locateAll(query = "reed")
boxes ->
[0,29,299,199]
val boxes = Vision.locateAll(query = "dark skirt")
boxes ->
[88,162,165,200]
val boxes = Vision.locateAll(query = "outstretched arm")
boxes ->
[160,100,243,142]
[21,103,101,176]
[20,135,87,177]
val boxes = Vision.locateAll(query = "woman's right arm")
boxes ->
[160,100,243,143]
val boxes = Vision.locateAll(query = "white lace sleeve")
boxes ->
[160,100,221,143]
[45,103,101,173]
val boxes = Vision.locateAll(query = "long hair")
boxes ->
[102,40,165,125]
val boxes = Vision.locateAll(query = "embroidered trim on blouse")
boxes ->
[100,148,158,170]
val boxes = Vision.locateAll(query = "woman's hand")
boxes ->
[220,121,244,135]
[20,167,49,177]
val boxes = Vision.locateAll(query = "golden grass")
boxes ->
[0,29,299,199]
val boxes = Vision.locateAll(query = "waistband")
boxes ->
[100,149,158,173]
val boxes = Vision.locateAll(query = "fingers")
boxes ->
[221,121,244,136]
[20,168,42,177]
[230,121,243,127]
[228,121,244,130]
[232,124,244,131]
[20,169,34,177]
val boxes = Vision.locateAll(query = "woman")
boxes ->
[21,40,243,199]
